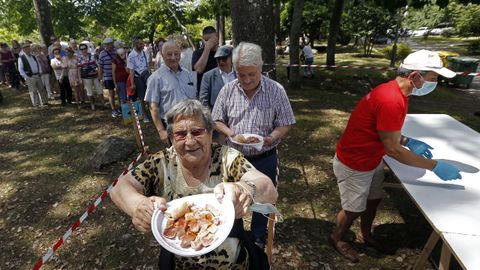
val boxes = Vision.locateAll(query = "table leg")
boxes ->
[266,213,275,264]
[413,231,440,270]
[439,242,452,270]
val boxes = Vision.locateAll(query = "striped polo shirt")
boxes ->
[98,49,116,81]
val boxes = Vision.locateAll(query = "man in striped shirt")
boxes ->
[212,42,296,248]
[98,37,119,118]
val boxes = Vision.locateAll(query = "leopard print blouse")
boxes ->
[129,143,255,269]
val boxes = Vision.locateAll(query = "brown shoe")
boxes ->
[328,235,359,263]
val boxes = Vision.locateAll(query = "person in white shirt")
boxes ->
[18,43,48,107]
[127,36,151,122]
[302,43,314,78]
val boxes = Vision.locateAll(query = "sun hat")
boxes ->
[400,49,456,78]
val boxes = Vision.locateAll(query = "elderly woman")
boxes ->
[111,99,277,269]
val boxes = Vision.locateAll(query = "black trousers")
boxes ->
[57,76,73,104]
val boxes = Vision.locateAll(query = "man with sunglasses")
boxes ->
[144,40,196,147]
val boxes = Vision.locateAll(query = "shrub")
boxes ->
[382,43,412,62]
[467,39,480,54]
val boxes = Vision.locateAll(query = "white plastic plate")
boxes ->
[230,134,264,151]
[151,193,235,257]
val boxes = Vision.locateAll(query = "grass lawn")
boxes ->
[1,50,479,269]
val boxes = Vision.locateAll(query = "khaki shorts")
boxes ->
[333,155,385,213]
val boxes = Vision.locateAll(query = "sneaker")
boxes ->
[111,110,118,118]
[143,117,151,123]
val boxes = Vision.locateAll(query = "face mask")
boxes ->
[249,202,284,222]
[411,73,437,96]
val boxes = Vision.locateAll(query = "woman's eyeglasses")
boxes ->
[173,128,207,141]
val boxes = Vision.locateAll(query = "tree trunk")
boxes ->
[216,15,225,45]
[32,0,54,47]
[230,0,276,79]
[274,0,282,41]
[288,0,305,86]
[148,23,156,44]
[326,0,345,66]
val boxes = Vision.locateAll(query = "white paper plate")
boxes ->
[230,134,264,151]
[151,193,235,257]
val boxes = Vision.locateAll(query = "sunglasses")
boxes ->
[80,48,87,50]
[173,128,207,141]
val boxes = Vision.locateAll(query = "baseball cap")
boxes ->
[400,49,456,78]
[103,37,114,44]
[214,45,232,58]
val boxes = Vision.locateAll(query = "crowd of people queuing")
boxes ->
[2,23,464,269]
[1,26,296,269]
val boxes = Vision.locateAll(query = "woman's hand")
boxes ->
[131,196,166,233]
[214,182,252,219]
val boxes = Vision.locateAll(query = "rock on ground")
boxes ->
[88,137,137,170]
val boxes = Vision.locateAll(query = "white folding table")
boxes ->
[383,114,480,270]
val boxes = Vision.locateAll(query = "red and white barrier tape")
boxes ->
[32,151,145,270]
[284,64,480,76]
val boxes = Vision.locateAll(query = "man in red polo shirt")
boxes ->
[329,50,462,263]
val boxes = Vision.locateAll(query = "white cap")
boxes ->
[103,37,114,44]
[400,49,456,78]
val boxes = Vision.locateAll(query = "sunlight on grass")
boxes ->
[49,175,110,219]
[0,181,16,202]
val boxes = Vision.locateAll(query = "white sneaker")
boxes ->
[143,117,150,123]
[111,110,118,118]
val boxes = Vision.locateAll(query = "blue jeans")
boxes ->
[304,57,314,76]
[246,149,278,242]
[116,81,127,103]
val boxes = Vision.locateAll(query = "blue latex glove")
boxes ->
[432,161,462,181]
[406,138,433,159]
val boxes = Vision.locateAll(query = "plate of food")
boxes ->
[151,193,235,257]
[230,134,264,150]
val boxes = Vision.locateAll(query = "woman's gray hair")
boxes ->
[165,99,214,137]
[232,42,263,67]
[397,67,427,77]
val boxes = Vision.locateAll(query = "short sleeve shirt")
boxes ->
[336,79,409,171]
[112,55,129,82]
[129,144,254,268]
[211,76,296,156]
[50,57,64,80]
[127,49,149,75]
[98,49,116,80]
[144,65,197,120]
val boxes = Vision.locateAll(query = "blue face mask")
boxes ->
[411,74,437,96]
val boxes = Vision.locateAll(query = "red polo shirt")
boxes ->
[336,79,408,171]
